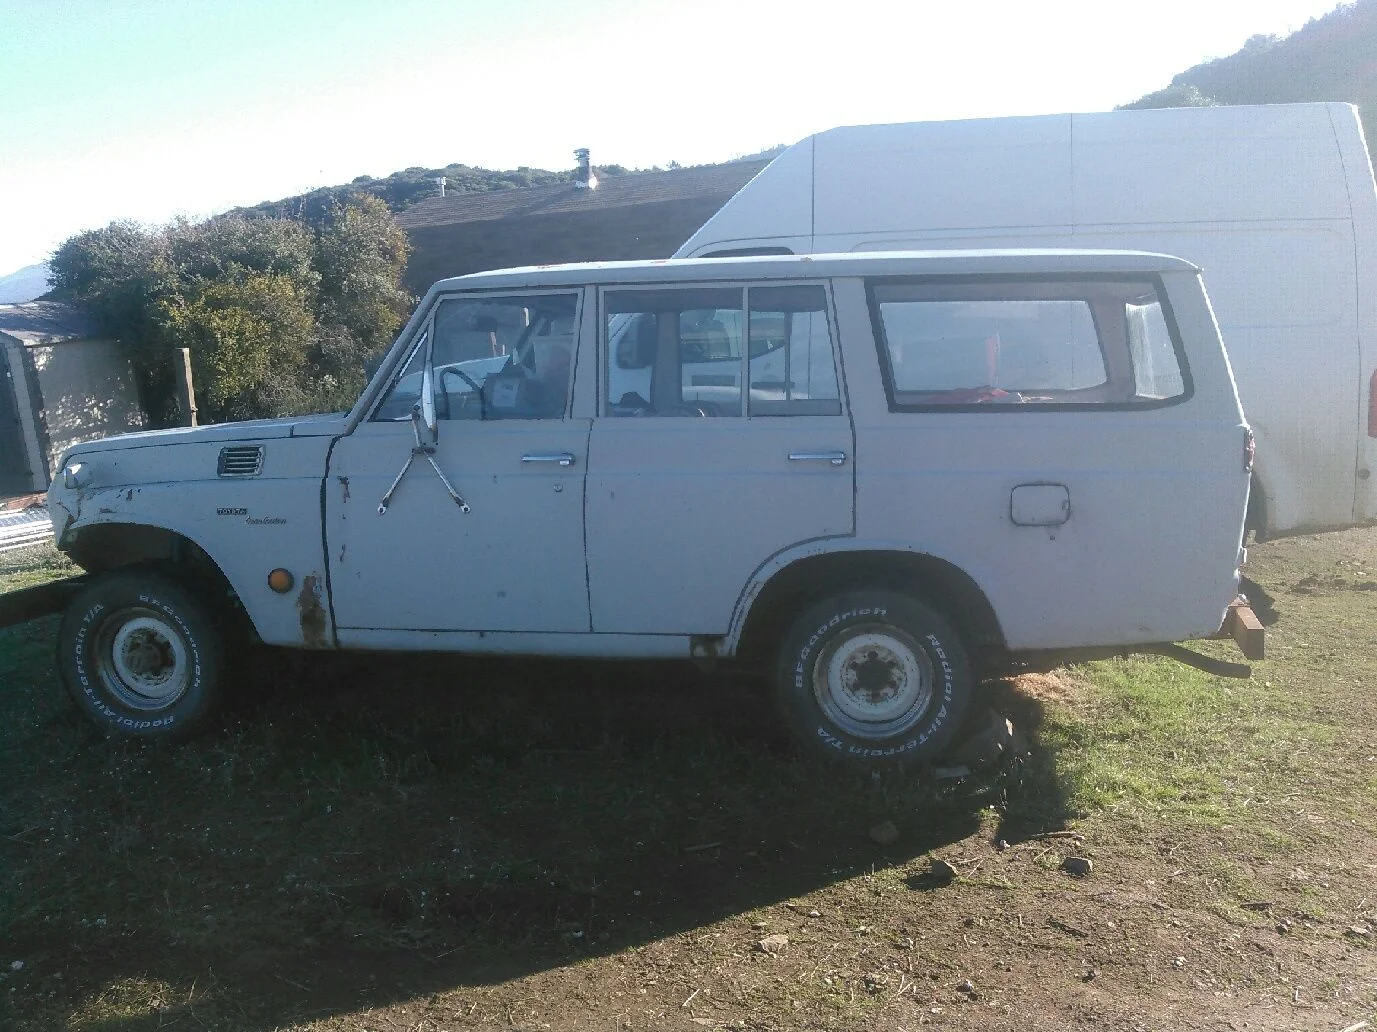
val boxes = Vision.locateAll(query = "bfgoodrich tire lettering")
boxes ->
[775,590,974,767]
[58,569,224,741]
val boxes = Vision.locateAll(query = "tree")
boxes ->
[308,196,412,413]
[1118,84,1218,110]
[158,273,315,422]
[165,214,317,287]
[313,196,410,354]
[48,198,415,425]
[49,221,170,346]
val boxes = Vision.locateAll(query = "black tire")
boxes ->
[775,590,974,767]
[57,569,224,740]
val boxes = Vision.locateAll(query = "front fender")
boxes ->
[53,439,335,649]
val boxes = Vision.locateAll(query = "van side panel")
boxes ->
[675,139,815,258]
[1331,104,1377,525]
[1072,106,1352,222]
[813,116,1073,235]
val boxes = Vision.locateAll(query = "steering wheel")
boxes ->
[665,404,709,417]
[440,367,486,420]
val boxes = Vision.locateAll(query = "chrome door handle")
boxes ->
[521,452,576,467]
[788,451,848,466]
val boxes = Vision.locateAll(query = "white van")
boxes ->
[676,103,1377,539]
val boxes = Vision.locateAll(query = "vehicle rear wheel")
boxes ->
[58,569,224,740]
[775,590,974,767]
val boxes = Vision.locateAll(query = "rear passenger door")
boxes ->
[585,282,854,634]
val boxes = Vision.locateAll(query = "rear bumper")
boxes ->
[0,575,87,631]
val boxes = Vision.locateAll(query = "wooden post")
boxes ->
[175,348,198,427]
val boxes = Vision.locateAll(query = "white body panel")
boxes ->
[585,414,854,634]
[325,419,592,633]
[45,433,334,648]
[676,104,1377,536]
[833,272,1245,648]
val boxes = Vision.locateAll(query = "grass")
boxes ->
[0,542,75,592]
[1046,657,1356,828]
[2,532,1376,1030]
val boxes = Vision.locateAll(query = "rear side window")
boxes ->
[870,279,1189,410]
[604,282,842,418]
[1127,300,1185,400]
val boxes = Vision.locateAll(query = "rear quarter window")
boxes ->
[869,277,1191,411]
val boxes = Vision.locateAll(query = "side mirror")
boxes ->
[409,328,436,438]
[418,361,437,437]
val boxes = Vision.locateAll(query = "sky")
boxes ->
[0,0,1353,277]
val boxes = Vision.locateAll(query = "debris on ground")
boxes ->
[756,934,789,954]
[1062,855,1094,877]
[0,505,51,554]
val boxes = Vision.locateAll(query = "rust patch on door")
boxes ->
[338,476,351,502]
[297,573,329,649]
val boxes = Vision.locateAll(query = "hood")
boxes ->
[60,412,348,456]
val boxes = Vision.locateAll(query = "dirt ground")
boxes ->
[1,527,1375,1031]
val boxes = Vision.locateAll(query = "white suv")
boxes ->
[39,251,1260,767]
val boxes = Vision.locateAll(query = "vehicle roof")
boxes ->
[810,102,1350,144]
[428,249,1199,295]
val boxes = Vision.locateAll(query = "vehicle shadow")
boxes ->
[6,652,1069,1032]
[980,673,1080,847]
[1239,575,1281,626]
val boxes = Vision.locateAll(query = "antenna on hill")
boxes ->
[435,176,447,197]
[574,148,598,190]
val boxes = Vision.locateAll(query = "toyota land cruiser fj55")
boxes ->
[33,251,1261,767]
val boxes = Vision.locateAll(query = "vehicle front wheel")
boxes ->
[58,569,224,740]
[775,590,974,768]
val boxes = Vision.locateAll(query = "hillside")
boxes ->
[1123,0,1377,139]
[234,160,639,225]
[234,145,785,228]
[0,263,50,305]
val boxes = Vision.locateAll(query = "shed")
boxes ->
[0,302,147,495]
[396,160,771,293]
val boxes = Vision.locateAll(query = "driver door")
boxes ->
[325,289,591,639]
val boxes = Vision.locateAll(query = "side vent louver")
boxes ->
[218,445,264,478]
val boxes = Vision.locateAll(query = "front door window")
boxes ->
[375,293,579,422]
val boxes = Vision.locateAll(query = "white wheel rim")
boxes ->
[98,611,191,709]
[814,627,934,739]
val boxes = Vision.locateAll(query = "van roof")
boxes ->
[430,249,1198,295]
